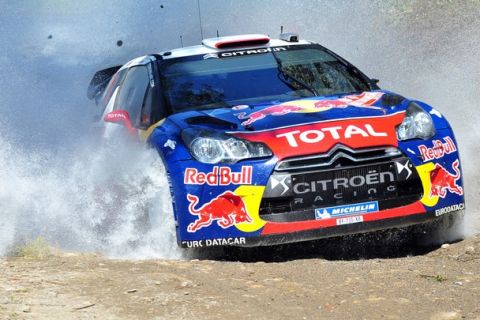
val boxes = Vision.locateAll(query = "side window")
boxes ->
[114,66,150,128]
[93,69,126,121]
[102,69,126,107]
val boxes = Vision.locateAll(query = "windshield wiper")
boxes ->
[271,50,319,96]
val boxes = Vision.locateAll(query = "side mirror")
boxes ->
[103,110,137,135]
[369,78,380,89]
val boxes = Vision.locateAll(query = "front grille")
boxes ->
[260,146,423,222]
[275,145,402,172]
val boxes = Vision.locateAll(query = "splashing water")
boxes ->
[0,130,182,259]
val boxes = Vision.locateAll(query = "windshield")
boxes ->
[160,45,371,113]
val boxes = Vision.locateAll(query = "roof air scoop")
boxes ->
[279,32,299,42]
[202,34,270,49]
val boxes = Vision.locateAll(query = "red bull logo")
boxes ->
[238,104,307,126]
[237,92,385,126]
[184,166,252,186]
[186,192,252,233]
[418,137,457,161]
[430,160,463,198]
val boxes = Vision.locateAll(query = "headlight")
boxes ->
[397,102,435,140]
[182,128,272,164]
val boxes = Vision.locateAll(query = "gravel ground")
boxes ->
[1,234,480,320]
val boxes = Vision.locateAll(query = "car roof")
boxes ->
[120,34,313,70]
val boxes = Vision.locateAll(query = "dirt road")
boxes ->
[1,234,480,320]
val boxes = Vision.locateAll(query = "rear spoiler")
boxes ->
[87,65,122,101]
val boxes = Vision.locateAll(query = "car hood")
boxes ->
[168,91,409,132]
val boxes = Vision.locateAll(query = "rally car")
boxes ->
[88,33,465,248]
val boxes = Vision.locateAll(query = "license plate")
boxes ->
[336,215,363,225]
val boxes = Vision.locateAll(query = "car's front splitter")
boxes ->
[179,204,464,248]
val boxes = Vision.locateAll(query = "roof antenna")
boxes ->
[180,35,183,48]
[216,30,220,37]
[280,25,284,34]
[197,0,204,40]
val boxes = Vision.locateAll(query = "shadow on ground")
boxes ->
[187,228,462,263]
[187,213,466,262]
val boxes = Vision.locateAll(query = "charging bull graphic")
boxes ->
[237,92,385,126]
[430,159,463,198]
[186,192,252,232]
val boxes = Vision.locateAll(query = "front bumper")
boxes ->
[179,203,465,248]
[227,206,464,247]
[170,129,465,249]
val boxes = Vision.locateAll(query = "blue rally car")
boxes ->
[88,34,465,248]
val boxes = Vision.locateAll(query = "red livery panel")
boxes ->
[235,113,405,160]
